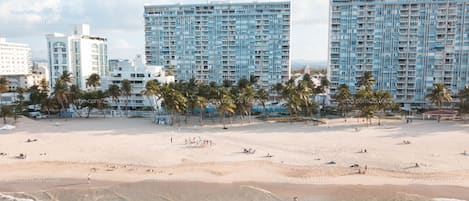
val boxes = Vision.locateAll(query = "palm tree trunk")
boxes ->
[87,107,91,118]
[222,112,226,129]
[126,96,129,117]
[199,108,203,126]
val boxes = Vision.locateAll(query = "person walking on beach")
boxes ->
[87,173,91,184]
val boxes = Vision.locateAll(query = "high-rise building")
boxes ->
[0,37,31,76]
[328,0,469,108]
[46,24,108,91]
[144,1,291,89]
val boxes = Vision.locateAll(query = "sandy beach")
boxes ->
[0,117,469,200]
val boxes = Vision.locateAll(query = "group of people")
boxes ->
[243,148,256,154]
[17,153,27,159]
[184,137,214,147]
[403,140,411,145]
[405,118,414,124]
[26,138,38,143]
[357,165,368,174]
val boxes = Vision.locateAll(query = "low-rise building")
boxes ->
[102,55,174,112]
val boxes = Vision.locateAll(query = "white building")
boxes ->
[102,55,174,112]
[46,24,108,91]
[0,37,31,76]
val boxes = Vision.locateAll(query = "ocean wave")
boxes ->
[432,198,467,201]
[0,193,36,201]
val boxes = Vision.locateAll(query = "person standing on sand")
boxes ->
[87,173,91,184]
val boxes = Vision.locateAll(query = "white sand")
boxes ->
[0,117,469,188]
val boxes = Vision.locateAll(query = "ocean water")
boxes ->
[0,193,36,201]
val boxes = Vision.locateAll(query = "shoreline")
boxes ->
[1,160,469,187]
[1,179,469,201]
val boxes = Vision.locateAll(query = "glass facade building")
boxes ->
[328,0,469,108]
[144,1,291,89]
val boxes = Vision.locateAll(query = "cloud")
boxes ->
[0,0,61,25]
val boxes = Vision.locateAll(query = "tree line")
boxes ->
[0,70,468,126]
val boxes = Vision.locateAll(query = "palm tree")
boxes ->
[374,90,393,126]
[0,105,14,124]
[14,87,26,122]
[159,83,187,126]
[357,71,375,90]
[297,78,314,117]
[355,87,375,126]
[68,85,82,114]
[120,79,132,117]
[96,90,107,117]
[334,84,352,121]
[239,85,256,123]
[195,96,208,126]
[256,88,269,116]
[86,73,101,90]
[216,87,236,129]
[281,79,302,122]
[60,71,73,84]
[0,77,9,105]
[107,84,121,112]
[317,77,330,117]
[53,79,69,120]
[142,80,161,120]
[459,86,469,122]
[41,96,56,117]
[426,83,452,110]
[182,78,198,124]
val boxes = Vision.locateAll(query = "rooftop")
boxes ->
[144,0,290,7]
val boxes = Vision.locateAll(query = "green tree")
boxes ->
[256,88,269,116]
[60,70,73,84]
[334,84,352,121]
[120,79,132,117]
[142,80,161,120]
[216,87,236,129]
[316,76,330,117]
[281,79,302,122]
[357,71,375,90]
[159,83,187,126]
[41,97,57,117]
[81,90,107,118]
[426,83,452,110]
[355,87,375,126]
[69,84,82,112]
[0,77,9,105]
[107,84,121,112]
[86,73,101,90]
[195,96,208,126]
[297,78,315,118]
[459,86,469,122]
[374,90,393,126]
[0,105,14,124]
[14,87,26,121]
[53,79,69,120]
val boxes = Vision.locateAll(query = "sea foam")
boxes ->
[432,198,466,201]
[0,193,36,201]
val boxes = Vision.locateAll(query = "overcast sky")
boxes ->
[0,0,329,63]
